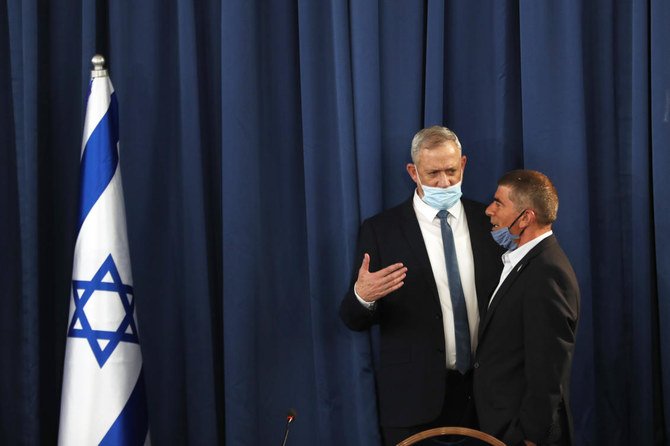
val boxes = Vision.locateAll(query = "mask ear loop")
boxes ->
[509,209,527,236]
[414,166,424,189]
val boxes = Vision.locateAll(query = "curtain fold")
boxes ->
[651,1,670,441]
[2,1,669,445]
[106,1,223,443]
[297,0,363,441]
[629,2,655,443]
[5,0,93,443]
[440,1,523,201]
[0,0,21,441]
[6,2,40,441]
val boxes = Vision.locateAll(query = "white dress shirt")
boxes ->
[412,192,479,368]
[488,230,553,307]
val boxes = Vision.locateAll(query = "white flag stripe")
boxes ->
[59,343,142,443]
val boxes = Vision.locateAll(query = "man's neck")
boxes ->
[516,225,552,248]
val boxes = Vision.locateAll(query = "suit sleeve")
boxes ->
[518,264,579,443]
[339,219,381,331]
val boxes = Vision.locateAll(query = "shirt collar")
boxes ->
[412,189,463,222]
[502,230,554,265]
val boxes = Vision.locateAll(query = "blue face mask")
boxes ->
[417,174,462,211]
[491,209,526,251]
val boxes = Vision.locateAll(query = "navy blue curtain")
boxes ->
[0,0,22,440]
[2,1,669,445]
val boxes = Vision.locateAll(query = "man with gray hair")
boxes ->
[475,169,580,446]
[340,126,503,445]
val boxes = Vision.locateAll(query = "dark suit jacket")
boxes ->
[339,196,503,427]
[473,235,580,446]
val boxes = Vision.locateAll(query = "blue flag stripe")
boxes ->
[99,368,150,446]
[77,92,120,234]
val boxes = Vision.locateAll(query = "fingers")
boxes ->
[377,261,406,277]
[358,253,405,279]
[377,270,406,296]
[355,254,407,302]
[385,280,405,295]
[367,271,406,301]
[359,253,371,273]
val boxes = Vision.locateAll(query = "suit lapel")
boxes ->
[462,200,493,310]
[479,235,557,340]
[398,198,442,310]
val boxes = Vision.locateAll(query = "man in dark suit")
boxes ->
[474,170,580,446]
[339,126,503,445]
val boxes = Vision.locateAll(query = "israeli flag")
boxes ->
[58,56,150,446]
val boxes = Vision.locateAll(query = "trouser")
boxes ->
[382,369,477,446]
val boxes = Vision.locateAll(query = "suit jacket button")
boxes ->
[473,362,480,369]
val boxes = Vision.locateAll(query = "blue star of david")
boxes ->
[68,253,140,368]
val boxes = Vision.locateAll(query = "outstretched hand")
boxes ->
[354,253,407,302]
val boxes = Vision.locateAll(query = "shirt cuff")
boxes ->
[354,282,376,310]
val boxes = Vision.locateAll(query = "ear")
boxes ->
[520,209,536,228]
[406,163,418,182]
[461,155,467,171]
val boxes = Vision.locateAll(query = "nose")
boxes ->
[485,203,495,217]
[435,172,450,188]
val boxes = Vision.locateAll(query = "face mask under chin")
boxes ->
[490,209,526,251]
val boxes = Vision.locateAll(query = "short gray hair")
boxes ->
[410,126,462,163]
